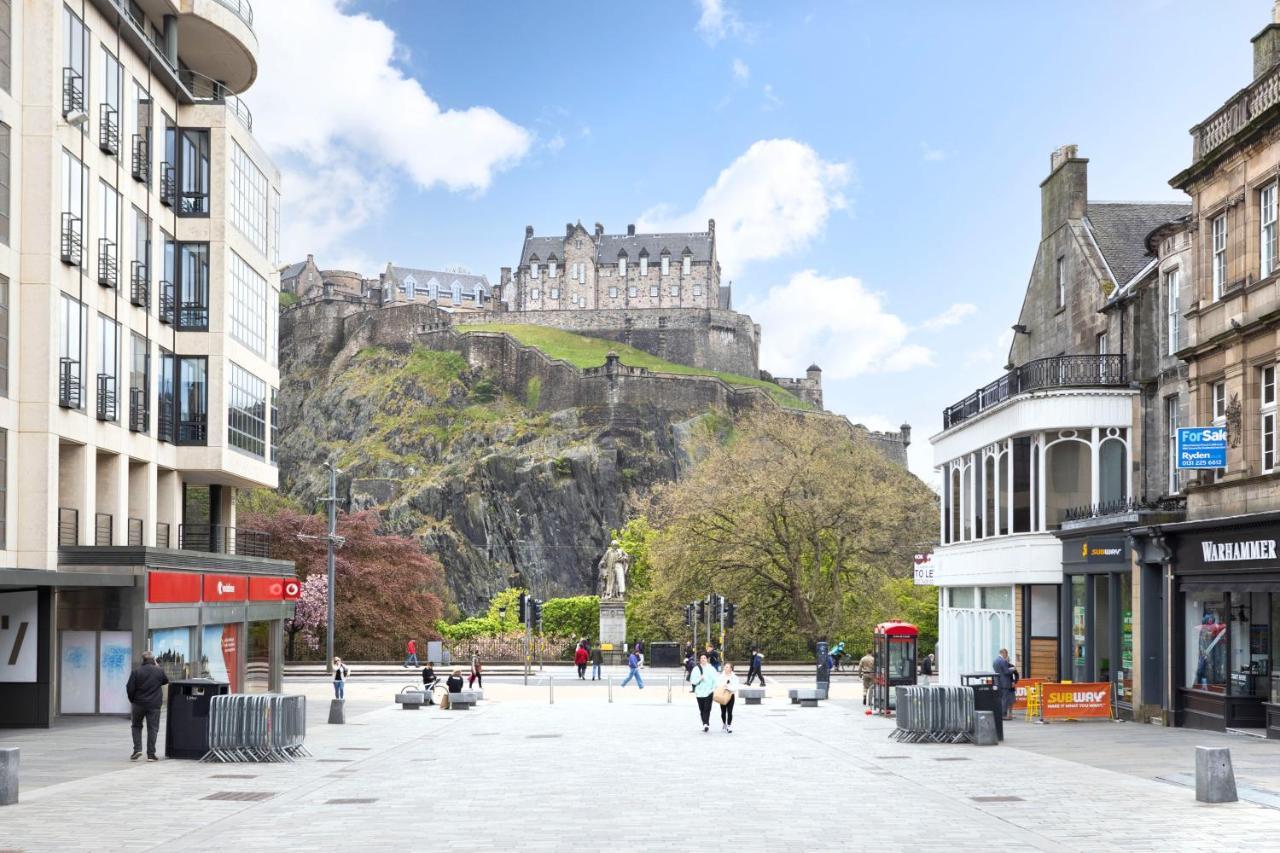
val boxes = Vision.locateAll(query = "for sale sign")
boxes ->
[1177,427,1227,469]
[1040,681,1112,719]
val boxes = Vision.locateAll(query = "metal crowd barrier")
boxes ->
[201,694,310,763]
[888,685,975,744]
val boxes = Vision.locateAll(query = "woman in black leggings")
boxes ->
[717,663,740,733]
[690,654,718,732]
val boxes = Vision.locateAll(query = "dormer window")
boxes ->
[531,260,540,279]
[661,253,670,276]
[549,260,557,278]
[640,255,648,277]
[618,256,627,277]
[682,254,692,275]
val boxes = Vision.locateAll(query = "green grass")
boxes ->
[458,323,811,409]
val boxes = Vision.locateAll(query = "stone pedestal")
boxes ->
[1195,746,1237,803]
[599,600,627,650]
[328,699,346,724]
[0,747,18,806]
[974,711,999,746]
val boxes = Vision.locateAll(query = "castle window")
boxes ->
[618,257,627,277]
[609,286,618,298]
[549,260,557,278]
[649,285,659,297]
[451,281,462,304]
[628,286,637,298]
[693,285,702,297]
[640,256,648,276]
[661,255,669,275]
[550,288,559,299]
[531,262,540,279]
[578,263,586,284]
[530,288,540,300]
[670,285,680,297]
[683,254,692,275]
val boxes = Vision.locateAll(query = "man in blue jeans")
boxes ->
[620,649,644,689]
[590,644,603,681]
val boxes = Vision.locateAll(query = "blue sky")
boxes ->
[251,1,1268,483]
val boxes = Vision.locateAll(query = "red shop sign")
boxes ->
[249,576,287,601]
[148,571,201,604]
[203,574,248,602]
[282,578,301,600]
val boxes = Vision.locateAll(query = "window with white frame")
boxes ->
[693,285,702,297]
[548,260,557,278]
[1165,269,1180,356]
[228,362,266,458]
[577,263,585,284]
[1212,213,1228,300]
[608,286,618,298]
[549,287,559,299]
[229,140,268,255]
[1166,396,1179,494]
[628,286,637,298]
[649,285,659,297]
[1056,256,1066,308]
[530,288,540,300]
[1213,381,1227,423]
[661,254,669,275]
[682,254,691,275]
[98,313,118,419]
[640,255,648,276]
[618,257,627,277]
[670,285,680,297]
[1264,184,1279,278]
[229,251,267,356]
[530,261,540,279]
[1263,365,1277,472]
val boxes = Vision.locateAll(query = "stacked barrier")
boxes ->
[888,685,976,744]
[202,694,310,763]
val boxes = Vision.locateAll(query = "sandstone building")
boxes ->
[0,0,295,727]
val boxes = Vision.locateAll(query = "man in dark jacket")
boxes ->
[126,651,169,761]
[993,648,1017,720]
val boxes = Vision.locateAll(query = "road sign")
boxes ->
[1176,427,1227,469]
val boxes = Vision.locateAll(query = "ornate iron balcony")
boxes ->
[942,354,1129,430]
[1063,495,1187,523]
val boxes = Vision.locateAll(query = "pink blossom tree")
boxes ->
[285,574,327,658]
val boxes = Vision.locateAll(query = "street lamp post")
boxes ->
[300,460,346,675]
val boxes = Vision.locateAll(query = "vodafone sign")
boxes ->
[147,571,302,604]
[203,574,248,602]
[282,579,301,600]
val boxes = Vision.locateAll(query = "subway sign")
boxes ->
[1176,427,1227,469]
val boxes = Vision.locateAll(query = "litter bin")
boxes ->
[165,679,229,759]
[961,672,1003,742]
[648,642,679,668]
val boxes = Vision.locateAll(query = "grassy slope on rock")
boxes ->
[457,323,810,409]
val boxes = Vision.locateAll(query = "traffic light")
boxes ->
[683,604,693,627]
[518,593,528,624]
[725,602,736,628]
[697,599,706,622]
[532,599,544,633]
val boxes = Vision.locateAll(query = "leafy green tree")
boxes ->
[541,596,598,639]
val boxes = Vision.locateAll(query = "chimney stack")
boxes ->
[595,222,604,237]
[708,218,716,236]
[627,224,636,236]
[566,222,575,238]
[525,225,533,238]
[1254,3,1280,78]
[1041,145,1087,238]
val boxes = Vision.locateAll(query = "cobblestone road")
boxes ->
[1,677,1278,851]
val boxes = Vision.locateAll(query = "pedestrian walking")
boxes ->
[634,640,645,668]
[620,648,645,689]
[403,638,419,667]
[690,653,718,732]
[705,642,722,671]
[468,653,484,689]
[126,651,169,761]
[575,643,589,679]
[746,647,766,686]
[831,642,846,671]
[993,648,1018,720]
[858,649,875,706]
[920,652,936,684]
[590,644,603,680]
[332,656,349,699]
[715,662,740,733]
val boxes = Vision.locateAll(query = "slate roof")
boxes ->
[518,229,714,267]
[280,260,308,281]
[1085,202,1191,286]
[387,266,490,294]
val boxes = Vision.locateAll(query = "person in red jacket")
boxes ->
[574,642,589,679]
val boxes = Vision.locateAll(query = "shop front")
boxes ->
[1164,514,1280,732]
[1056,532,1135,718]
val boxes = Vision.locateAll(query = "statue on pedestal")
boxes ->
[597,539,631,601]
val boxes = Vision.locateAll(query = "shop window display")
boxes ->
[1187,592,1227,692]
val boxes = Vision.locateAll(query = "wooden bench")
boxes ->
[395,688,426,710]
[788,688,823,707]
[739,687,766,705]
[445,690,479,710]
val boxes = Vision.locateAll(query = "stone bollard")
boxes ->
[974,711,999,746]
[667,676,672,704]
[1195,746,1238,803]
[608,676,613,703]
[0,747,18,806]
[549,676,555,705]
[328,699,346,725]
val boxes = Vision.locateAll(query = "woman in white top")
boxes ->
[717,663,740,733]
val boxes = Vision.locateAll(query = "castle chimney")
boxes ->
[595,222,604,237]
[525,225,534,238]
[900,423,912,448]
[627,224,636,236]
[1040,145,1087,239]
[708,218,716,236]
[806,364,822,382]
[566,222,574,237]
[1254,4,1280,79]
[306,253,314,262]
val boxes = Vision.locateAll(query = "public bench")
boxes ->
[739,687,766,705]
[788,688,823,707]
[445,690,479,710]
[395,688,426,710]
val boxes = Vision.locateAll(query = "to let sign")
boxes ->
[1177,427,1227,469]
[912,553,935,586]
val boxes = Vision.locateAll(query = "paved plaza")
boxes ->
[2,674,1280,851]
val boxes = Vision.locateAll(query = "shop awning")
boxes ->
[0,568,138,587]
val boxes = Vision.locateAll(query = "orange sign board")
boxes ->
[1012,678,1045,711]
[1040,682,1112,719]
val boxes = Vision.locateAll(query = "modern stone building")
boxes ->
[0,0,295,727]
[499,221,727,313]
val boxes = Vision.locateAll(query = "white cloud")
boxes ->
[761,83,783,111]
[252,0,531,262]
[920,141,949,162]
[963,328,1015,372]
[921,303,977,331]
[638,139,849,278]
[732,58,750,82]
[743,270,933,381]
[696,0,743,43]
[546,132,567,154]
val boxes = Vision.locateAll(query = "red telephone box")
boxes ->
[872,621,919,715]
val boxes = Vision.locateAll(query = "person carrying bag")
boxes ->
[714,662,740,733]
[690,653,718,732]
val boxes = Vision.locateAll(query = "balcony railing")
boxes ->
[58,507,79,547]
[1063,495,1187,524]
[177,417,208,445]
[1193,60,1280,163]
[127,517,144,546]
[129,386,148,432]
[94,512,113,547]
[178,304,209,331]
[158,280,175,324]
[158,399,174,442]
[98,238,117,288]
[179,523,271,558]
[156,521,171,548]
[131,261,149,307]
[96,373,117,421]
[99,103,119,154]
[61,68,84,118]
[131,135,149,184]
[179,68,253,131]
[60,212,82,266]
[58,358,81,409]
[942,354,1129,430]
[213,0,254,28]
[160,162,175,207]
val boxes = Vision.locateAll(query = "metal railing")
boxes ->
[177,417,208,445]
[160,162,175,207]
[58,358,81,409]
[156,521,171,549]
[178,304,209,331]
[178,523,271,558]
[98,238,117,288]
[62,68,84,117]
[130,261,149,307]
[96,373,117,421]
[60,212,82,265]
[942,354,1129,430]
[158,399,174,442]
[1062,495,1188,523]
[58,507,79,547]
[94,512,113,547]
[203,694,310,765]
[211,0,254,28]
[179,68,253,131]
[127,517,144,546]
[99,103,119,154]
[131,135,149,183]
[158,280,175,324]
[129,386,148,432]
